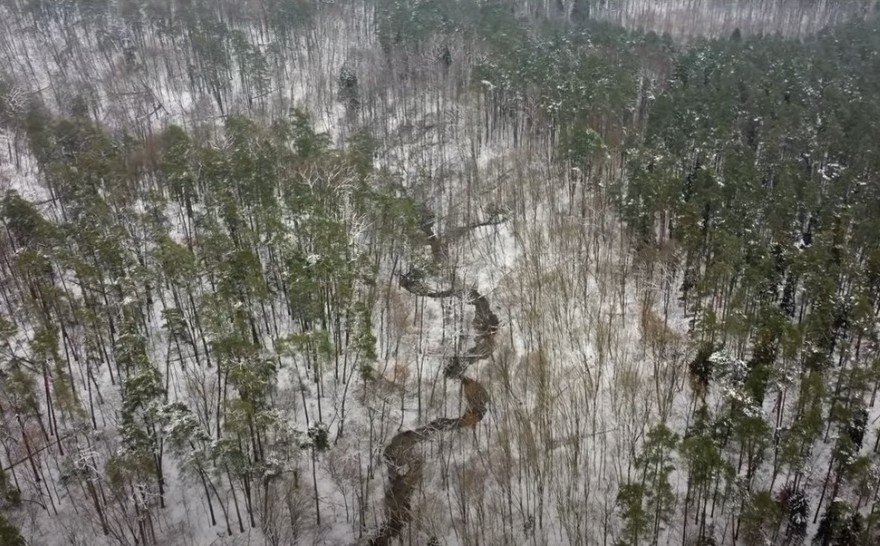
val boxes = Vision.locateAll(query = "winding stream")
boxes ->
[368,210,501,546]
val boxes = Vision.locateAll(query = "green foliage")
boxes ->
[264,0,315,40]
[31,325,80,417]
[616,482,649,546]
[2,4,880,544]
[375,0,477,50]
[289,108,330,159]
[210,437,250,476]
[106,447,154,490]
[5,366,39,414]
[0,513,25,546]
[154,237,197,284]
[776,484,810,543]
[338,66,360,113]
[681,427,726,487]
[1,190,56,249]
[219,340,276,405]
[560,126,604,170]
[347,129,377,179]
[618,424,679,545]
[473,23,636,128]
[784,371,826,463]
[625,20,880,371]
[814,499,863,546]
[158,125,197,209]
[739,490,783,545]
[0,467,20,508]
[306,423,330,451]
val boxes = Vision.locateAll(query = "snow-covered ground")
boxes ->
[588,0,876,40]
[2,2,877,546]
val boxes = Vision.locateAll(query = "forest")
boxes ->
[1,0,880,545]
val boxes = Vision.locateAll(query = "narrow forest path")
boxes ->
[367,209,502,546]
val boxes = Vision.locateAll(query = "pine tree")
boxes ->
[0,513,25,546]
